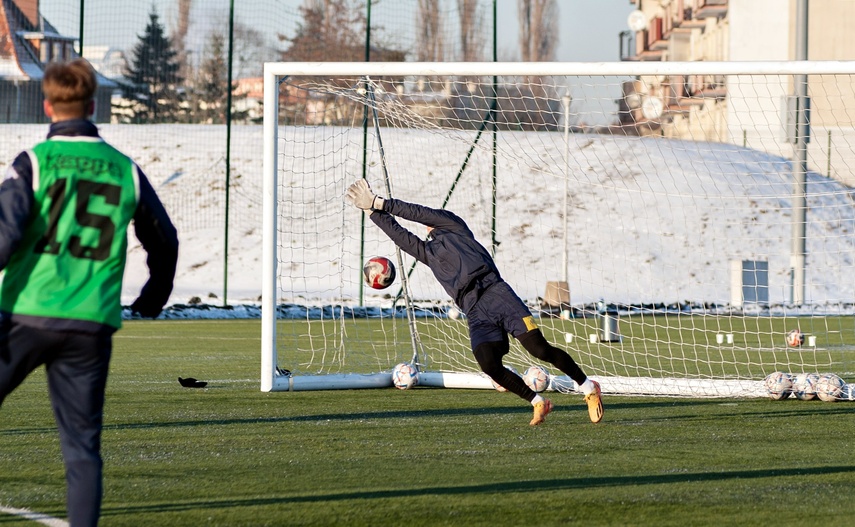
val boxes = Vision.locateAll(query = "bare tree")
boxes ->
[457,0,484,62]
[515,0,559,125]
[518,0,558,62]
[417,0,445,62]
[233,20,278,79]
[170,0,193,81]
[280,0,368,62]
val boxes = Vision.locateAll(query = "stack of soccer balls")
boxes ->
[764,371,849,401]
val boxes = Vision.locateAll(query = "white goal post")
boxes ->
[262,61,855,399]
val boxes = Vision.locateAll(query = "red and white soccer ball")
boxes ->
[764,371,792,400]
[792,372,819,401]
[490,365,519,392]
[785,329,804,347]
[523,365,550,393]
[391,363,418,390]
[363,256,396,290]
[815,373,845,402]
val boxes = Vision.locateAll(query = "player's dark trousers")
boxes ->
[0,319,112,527]
[474,330,588,402]
[517,329,587,386]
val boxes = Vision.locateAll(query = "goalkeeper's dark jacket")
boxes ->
[370,198,502,314]
[1,119,179,334]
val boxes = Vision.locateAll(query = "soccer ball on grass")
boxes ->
[391,363,418,390]
[363,256,396,290]
[792,373,819,401]
[522,365,550,393]
[764,371,792,400]
[816,373,845,402]
[785,329,804,347]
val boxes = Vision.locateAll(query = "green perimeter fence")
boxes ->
[1,0,508,305]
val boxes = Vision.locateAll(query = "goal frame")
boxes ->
[261,60,855,395]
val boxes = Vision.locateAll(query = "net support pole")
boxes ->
[223,0,235,307]
[491,0,498,257]
[367,80,423,366]
[562,90,571,283]
[791,0,809,305]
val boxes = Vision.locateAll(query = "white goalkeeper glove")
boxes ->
[345,179,385,211]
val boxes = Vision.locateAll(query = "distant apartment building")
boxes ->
[0,0,115,123]
[620,0,855,185]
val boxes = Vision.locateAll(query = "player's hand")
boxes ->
[346,179,384,210]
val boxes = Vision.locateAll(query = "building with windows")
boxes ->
[619,0,855,184]
[0,0,114,123]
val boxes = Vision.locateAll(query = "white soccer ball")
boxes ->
[522,365,550,393]
[363,256,396,290]
[490,365,519,392]
[764,371,792,400]
[391,363,418,390]
[785,329,804,347]
[792,373,819,401]
[815,373,845,402]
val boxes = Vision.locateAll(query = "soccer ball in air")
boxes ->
[792,373,819,401]
[785,329,804,347]
[764,371,792,400]
[815,373,845,402]
[363,256,396,290]
[391,363,418,390]
[522,365,550,393]
[490,365,519,392]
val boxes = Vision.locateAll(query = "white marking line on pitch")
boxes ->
[0,505,68,527]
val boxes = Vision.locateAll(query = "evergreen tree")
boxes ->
[195,29,249,124]
[197,31,229,124]
[121,7,184,123]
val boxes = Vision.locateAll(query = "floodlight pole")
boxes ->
[791,0,809,305]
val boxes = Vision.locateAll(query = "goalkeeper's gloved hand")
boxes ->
[345,179,385,211]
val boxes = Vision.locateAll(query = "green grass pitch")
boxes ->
[1,319,853,526]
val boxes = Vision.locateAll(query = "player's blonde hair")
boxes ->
[42,58,97,117]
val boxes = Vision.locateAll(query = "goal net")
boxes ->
[262,61,855,398]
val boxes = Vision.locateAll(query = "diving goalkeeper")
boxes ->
[346,179,603,426]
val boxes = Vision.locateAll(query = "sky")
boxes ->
[39,0,637,65]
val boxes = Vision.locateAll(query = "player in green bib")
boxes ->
[0,59,178,527]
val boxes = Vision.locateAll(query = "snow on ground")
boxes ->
[3,123,855,319]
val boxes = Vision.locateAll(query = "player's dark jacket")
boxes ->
[370,198,502,314]
[1,119,179,334]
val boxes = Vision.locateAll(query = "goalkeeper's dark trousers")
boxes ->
[473,329,587,402]
[0,319,112,527]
